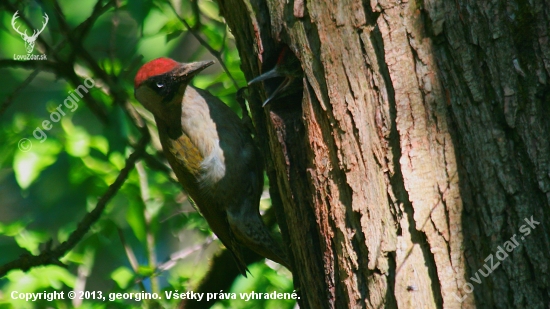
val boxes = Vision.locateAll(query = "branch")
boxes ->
[136,160,159,293]
[0,69,40,118]
[150,237,213,278]
[0,0,114,122]
[117,227,148,292]
[0,134,150,278]
[166,1,239,90]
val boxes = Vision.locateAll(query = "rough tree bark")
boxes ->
[217,0,550,308]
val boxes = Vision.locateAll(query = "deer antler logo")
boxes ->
[11,11,49,54]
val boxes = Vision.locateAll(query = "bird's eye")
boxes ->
[156,82,164,88]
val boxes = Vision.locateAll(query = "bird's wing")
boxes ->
[166,132,204,180]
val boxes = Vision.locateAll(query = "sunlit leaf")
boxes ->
[0,221,26,236]
[81,156,114,175]
[198,0,222,22]
[14,229,48,255]
[5,266,76,292]
[111,266,134,289]
[57,222,77,243]
[136,265,154,277]
[109,152,126,171]
[63,119,91,157]
[90,135,109,155]
[13,140,62,189]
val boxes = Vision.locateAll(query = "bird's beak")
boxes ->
[261,75,296,107]
[174,60,215,81]
[247,68,280,85]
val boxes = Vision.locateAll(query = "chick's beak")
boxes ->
[247,68,280,85]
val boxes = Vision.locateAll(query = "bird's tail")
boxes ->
[227,209,290,269]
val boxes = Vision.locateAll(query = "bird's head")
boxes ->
[134,58,214,117]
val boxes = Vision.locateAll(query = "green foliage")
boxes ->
[0,0,294,308]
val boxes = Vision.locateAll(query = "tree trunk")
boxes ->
[217,0,550,308]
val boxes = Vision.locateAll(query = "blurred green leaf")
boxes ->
[14,229,48,255]
[111,266,135,289]
[13,140,62,189]
[136,265,154,277]
[198,0,222,21]
[63,118,91,157]
[166,29,184,43]
[90,135,109,156]
[0,221,26,236]
[127,198,146,242]
[57,222,77,243]
[5,265,76,293]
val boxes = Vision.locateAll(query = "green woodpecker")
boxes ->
[134,58,288,276]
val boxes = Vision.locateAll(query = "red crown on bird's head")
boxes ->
[134,58,179,89]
